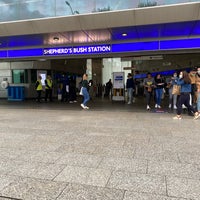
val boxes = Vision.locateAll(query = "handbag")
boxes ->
[79,87,83,95]
[172,85,180,95]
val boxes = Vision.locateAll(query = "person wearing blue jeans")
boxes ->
[126,73,135,104]
[173,71,200,120]
[154,73,165,109]
[155,88,163,108]
[80,74,90,109]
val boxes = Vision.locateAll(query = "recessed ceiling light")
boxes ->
[38,59,47,61]
[53,37,59,41]
[122,33,127,37]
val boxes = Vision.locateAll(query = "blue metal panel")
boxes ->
[160,21,195,37]
[112,41,159,52]
[8,48,43,58]
[0,50,7,58]
[160,38,200,50]
[191,20,200,35]
[8,35,44,47]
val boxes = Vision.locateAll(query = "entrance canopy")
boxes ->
[0,2,200,59]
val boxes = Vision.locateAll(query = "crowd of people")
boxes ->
[143,68,200,120]
[34,68,200,119]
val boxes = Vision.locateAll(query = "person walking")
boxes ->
[35,75,43,102]
[80,74,90,109]
[45,75,53,102]
[173,71,200,120]
[126,73,135,104]
[143,72,155,110]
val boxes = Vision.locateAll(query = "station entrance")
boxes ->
[0,52,200,103]
[37,52,200,100]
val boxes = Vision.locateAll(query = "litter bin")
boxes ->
[7,86,25,101]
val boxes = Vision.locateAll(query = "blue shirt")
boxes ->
[176,79,191,93]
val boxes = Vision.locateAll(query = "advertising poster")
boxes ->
[112,72,125,101]
[113,72,124,89]
[37,70,47,86]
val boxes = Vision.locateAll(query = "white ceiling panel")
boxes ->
[0,2,200,37]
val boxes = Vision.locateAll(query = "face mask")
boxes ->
[198,71,200,75]
[179,75,183,79]
[173,74,177,77]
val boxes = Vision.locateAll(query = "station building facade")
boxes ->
[0,0,200,98]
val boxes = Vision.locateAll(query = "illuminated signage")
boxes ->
[43,47,73,55]
[43,45,111,56]
[1,38,200,59]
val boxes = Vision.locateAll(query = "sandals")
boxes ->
[194,112,200,120]
[173,115,182,120]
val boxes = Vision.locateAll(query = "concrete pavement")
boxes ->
[0,99,199,199]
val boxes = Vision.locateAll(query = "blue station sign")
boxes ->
[43,44,111,56]
[1,38,200,59]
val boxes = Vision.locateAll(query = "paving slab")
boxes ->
[167,176,200,200]
[0,176,67,200]
[8,162,65,180]
[98,157,147,173]
[56,153,103,168]
[148,160,200,179]
[57,183,125,200]
[124,191,188,200]
[107,170,167,196]
[54,165,112,187]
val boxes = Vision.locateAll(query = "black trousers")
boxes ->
[145,91,152,105]
[45,89,52,101]
[177,93,196,115]
[36,90,42,102]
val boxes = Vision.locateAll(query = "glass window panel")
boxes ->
[0,0,200,22]
[31,69,37,83]
[12,69,28,84]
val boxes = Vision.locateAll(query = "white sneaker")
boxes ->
[127,102,131,105]
[84,106,89,109]
[147,105,150,110]
[157,105,161,109]
[155,104,158,108]
[182,105,187,109]
[80,104,85,109]
[173,105,177,109]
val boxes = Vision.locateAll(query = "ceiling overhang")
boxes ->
[0,2,200,37]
